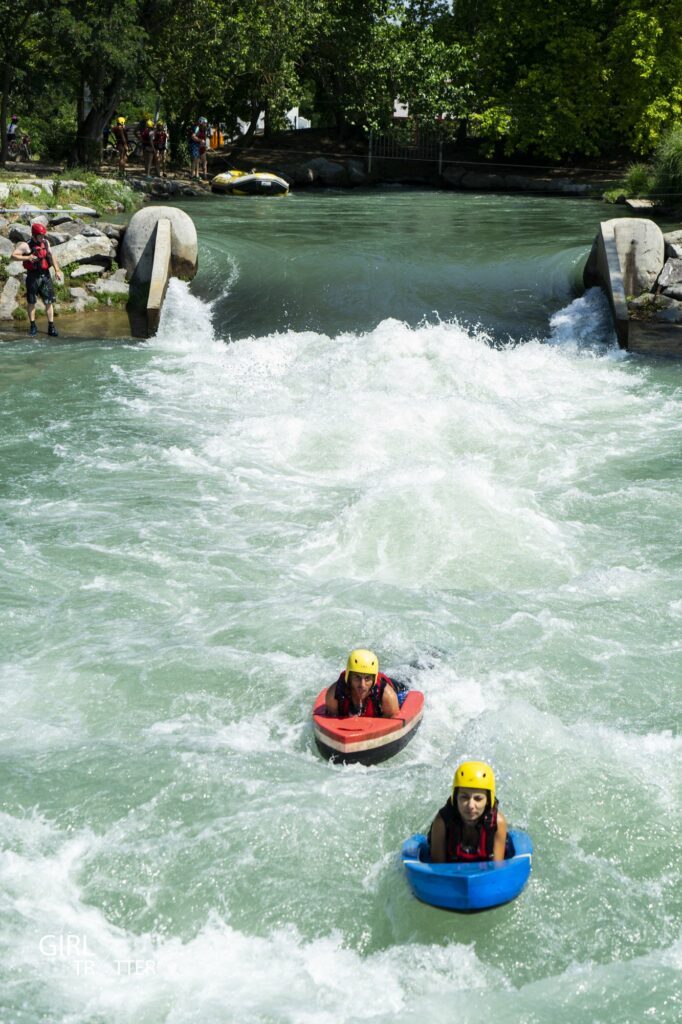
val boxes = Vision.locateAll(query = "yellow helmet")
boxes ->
[452,761,495,806]
[117,117,126,125]
[345,648,378,681]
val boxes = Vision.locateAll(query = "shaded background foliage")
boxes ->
[1,0,681,164]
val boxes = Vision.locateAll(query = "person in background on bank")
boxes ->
[7,114,19,145]
[11,222,63,337]
[428,761,508,863]
[153,121,168,177]
[189,117,208,179]
[112,116,129,175]
[141,118,157,177]
[325,649,401,718]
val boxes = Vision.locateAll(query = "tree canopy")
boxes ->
[2,0,681,163]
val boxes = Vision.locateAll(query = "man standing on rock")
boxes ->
[11,222,63,337]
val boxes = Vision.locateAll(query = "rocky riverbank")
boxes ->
[0,212,128,323]
[0,175,138,325]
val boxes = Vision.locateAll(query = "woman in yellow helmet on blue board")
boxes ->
[429,761,508,863]
[325,648,402,718]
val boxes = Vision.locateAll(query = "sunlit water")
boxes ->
[1,190,680,1023]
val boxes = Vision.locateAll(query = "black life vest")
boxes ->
[141,125,152,146]
[23,237,52,273]
[432,797,498,862]
[333,671,395,717]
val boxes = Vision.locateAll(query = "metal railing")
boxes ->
[368,129,443,174]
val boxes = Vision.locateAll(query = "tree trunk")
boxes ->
[1,62,11,164]
[72,77,122,166]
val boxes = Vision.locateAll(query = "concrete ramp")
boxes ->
[120,206,198,337]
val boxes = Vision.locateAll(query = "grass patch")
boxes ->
[55,172,139,214]
[12,307,27,320]
[94,290,128,307]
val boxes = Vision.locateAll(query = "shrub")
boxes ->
[12,307,27,320]
[623,162,653,197]
[650,128,682,202]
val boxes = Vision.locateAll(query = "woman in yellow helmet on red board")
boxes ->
[429,760,508,863]
[325,648,401,718]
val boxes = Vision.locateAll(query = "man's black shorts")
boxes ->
[26,270,54,305]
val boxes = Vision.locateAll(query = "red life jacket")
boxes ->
[435,797,498,862]
[23,237,51,273]
[154,130,167,150]
[333,671,394,717]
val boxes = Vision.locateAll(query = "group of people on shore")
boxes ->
[104,113,211,181]
[327,649,508,863]
[106,113,168,177]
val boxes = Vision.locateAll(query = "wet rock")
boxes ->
[67,286,97,311]
[654,303,682,323]
[346,159,368,186]
[279,164,314,186]
[304,157,349,186]
[441,165,466,188]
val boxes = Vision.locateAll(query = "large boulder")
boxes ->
[50,234,115,268]
[0,236,15,257]
[613,218,664,296]
[303,157,349,186]
[346,159,368,186]
[658,257,682,293]
[119,206,198,282]
[70,263,107,278]
[664,230,682,260]
[279,163,314,186]
[91,278,129,296]
[442,165,466,188]
[9,224,32,243]
[0,277,21,319]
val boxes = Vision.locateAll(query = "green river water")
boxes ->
[0,189,680,1023]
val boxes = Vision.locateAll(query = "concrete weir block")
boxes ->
[146,219,171,335]
[583,218,629,346]
[120,206,198,337]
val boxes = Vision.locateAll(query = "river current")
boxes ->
[1,190,680,1023]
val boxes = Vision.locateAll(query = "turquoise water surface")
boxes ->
[1,190,680,1023]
